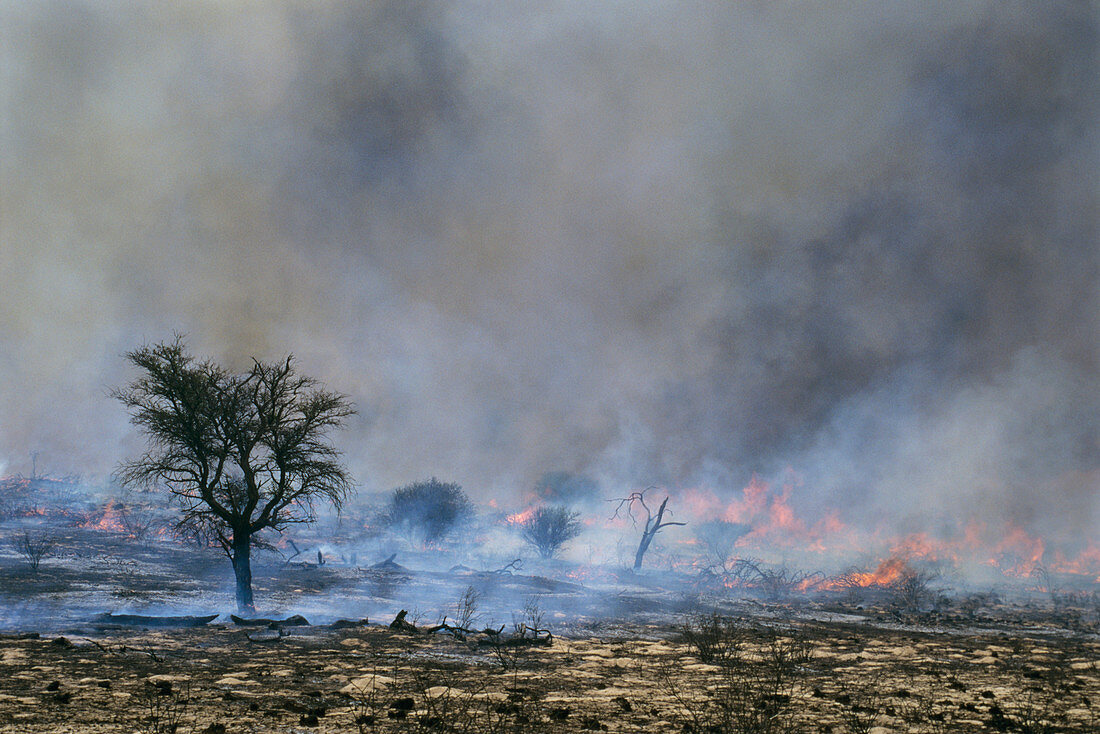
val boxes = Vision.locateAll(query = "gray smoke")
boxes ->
[1,2,1096,547]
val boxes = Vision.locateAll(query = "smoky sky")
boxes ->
[1,2,1096,540]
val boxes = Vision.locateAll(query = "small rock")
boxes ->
[340,675,394,695]
[215,677,250,686]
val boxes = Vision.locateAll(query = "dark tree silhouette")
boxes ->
[387,478,473,546]
[114,338,354,612]
[610,488,686,571]
[532,471,599,503]
[519,505,583,559]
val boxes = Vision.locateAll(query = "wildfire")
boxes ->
[669,475,1100,588]
[506,507,537,525]
[839,556,911,588]
[681,476,849,553]
[78,499,128,533]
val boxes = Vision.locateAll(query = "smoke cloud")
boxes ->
[1,2,1096,546]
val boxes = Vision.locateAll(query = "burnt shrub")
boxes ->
[519,505,583,559]
[661,627,804,734]
[681,612,744,665]
[886,562,942,612]
[10,526,55,572]
[387,478,474,546]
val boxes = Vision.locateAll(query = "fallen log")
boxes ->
[388,609,420,634]
[329,618,370,629]
[90,613,218,628]
[386,611,549,646]
[480,632,553,648]
[230,614,309,629]
[389,610,470,638]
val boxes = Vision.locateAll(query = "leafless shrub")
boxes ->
[451,585,482,630]
[681,612,744,665]
[10,527,54,572]
[660,648,803,734]
[510,595,546,638]
[119,503,161,540]
[831,568,873,604]
[487,595,552,674]
[898,693,959,734]
[996,651,1076,734]
[409,672,524,734]
[832,558,943,612]
[140,679,190,734]
[695,519,752,566]
[660,621,815,733]
[105,556,142,598]
[735,559,822,601]
[763,629,815,674]
[348,658,400,734]
[957,591,1000,616]
[836,672,883,734]
[886,565,941,612]
[518,505,582,559]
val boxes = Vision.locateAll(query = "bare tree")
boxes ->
[519,505,583,559]
[610,488,686,571]
[114,337,355,612]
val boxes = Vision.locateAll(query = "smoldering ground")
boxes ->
[0,2,1096,557]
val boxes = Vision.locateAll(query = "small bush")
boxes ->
[387,478,474,546]
[519,506,582,558]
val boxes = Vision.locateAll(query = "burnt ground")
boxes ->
[2,528,1099,732]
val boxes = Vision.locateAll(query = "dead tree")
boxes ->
[610,488,686,571]
[114,337,355,613]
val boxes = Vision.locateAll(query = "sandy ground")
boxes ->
[2,527,1099,732]
[1,613,1099,733]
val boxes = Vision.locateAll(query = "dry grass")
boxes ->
[0,611,1097,733]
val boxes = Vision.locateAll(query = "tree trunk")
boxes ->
[634,529,654,571]
[231,531,255,614]
[633,498,672,571]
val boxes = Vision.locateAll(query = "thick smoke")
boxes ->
[1,2,1096,546]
